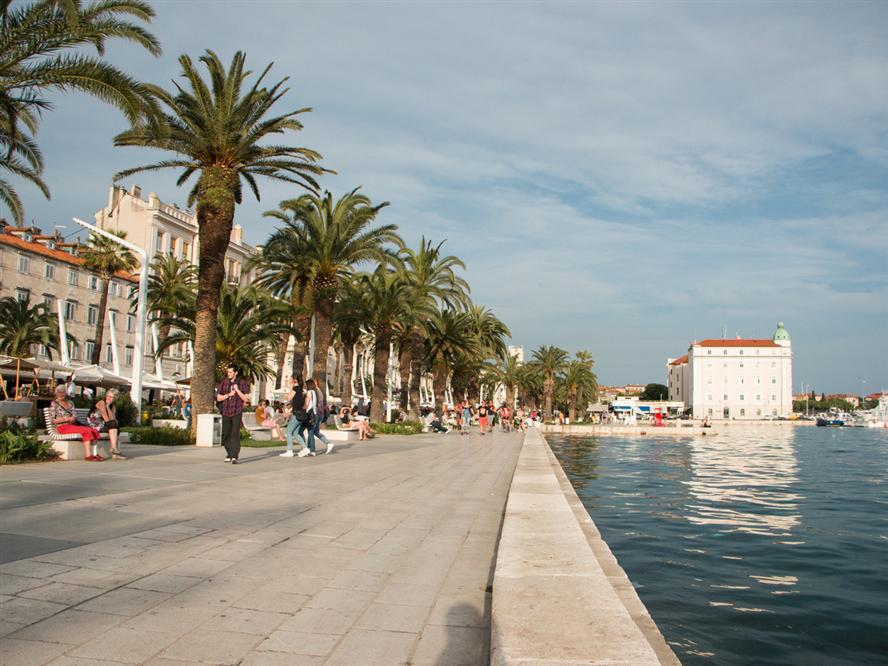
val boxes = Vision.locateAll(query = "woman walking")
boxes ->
[461,400,473,436]
[280,375,308,457]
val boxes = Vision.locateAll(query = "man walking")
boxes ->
[306,378,334,455]
[216,364,250,464]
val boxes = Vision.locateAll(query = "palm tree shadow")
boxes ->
[434,601,489,665]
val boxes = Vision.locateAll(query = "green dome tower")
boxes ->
[773,321,791,347]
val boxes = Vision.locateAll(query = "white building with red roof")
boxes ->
[667,322,793,420]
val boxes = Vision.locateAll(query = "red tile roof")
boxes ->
[694,339,779,348]
[0,233,137,282]
[669,354,688,365]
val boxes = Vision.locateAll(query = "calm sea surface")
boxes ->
[547,426,888,665]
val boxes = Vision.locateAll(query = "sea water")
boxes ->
[547,427,888,665]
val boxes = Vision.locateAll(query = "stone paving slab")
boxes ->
[0,431,522,664]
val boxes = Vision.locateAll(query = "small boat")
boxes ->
[816,411,853,427]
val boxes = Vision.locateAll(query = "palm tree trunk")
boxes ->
[311,296,334,391]
[544,374,554,419]
[370,333,390,423]
[273,333,288,389]
[191,173,236,435]
[407,331,424,420]
[91,277,111,365]
[506,383,515,409]
[291,310,310,379]
[568,388,577,421]
[398,343,410,416]
[433,359,448,413]
[341,342,355,408]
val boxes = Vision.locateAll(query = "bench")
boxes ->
[332,415,367,441]
[242,412,274,441]
[42,407,110,461]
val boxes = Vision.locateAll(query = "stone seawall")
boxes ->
[491,428,679,665]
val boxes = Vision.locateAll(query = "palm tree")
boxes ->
[140,253,197,344]
[465,304,510,362]
[1,0,161,222]
[80,230,137,365]
[562,357,598,421]
[261,188,400,391]
[0,296,61,397]
[572,350,598,419]
[332,279,368,409]
[424,308,475,412]
[531,345,568,419]
[490,353,522,408]
[114,50,329,428]
[350,266,411,423]
[155,285,295,384]
[398,238,469,419]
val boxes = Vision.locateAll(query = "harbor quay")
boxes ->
[0,430,675,665]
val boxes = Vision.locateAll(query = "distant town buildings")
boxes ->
[667,322,793,420]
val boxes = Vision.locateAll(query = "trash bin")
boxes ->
[196,413,221,447]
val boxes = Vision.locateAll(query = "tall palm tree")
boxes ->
[0,295,61,397]
[114,50,328,428]
[80,230,137,365]
[490,353,522,408]
[398,238,469,419]
[0,0,161,222]
[350,266,411,423]
[261,188,400,390]
[424,308,475,412]
[138,253,197,343]
[249,230,313,383]
[154,285,295,384]
[562,358,598,421]
[531,345,568,419]
[465,303,510,362]
[573,350,598,418]
[332,279,368,409]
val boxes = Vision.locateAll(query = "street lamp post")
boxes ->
[73,217,149,413]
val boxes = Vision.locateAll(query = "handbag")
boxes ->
[293,409,307,422]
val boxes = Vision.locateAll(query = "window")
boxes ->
[772,378,777,384]
[37,344,49,358]
[44,262,55,280]
[18,254,29,273]
[708,408,713,416]
[756,394,761,401]
[707,377,712,384]
[85,341,95,361]
[87,305,98,325]
[105,343,113,364]
[127,314,134,332]
[42,294,53,310]
[740,378,744,384]
[170,237,179,257]
[110,281,121,298]
[771,395,777,402]
[68,269,78,286]
[723,349,728,355]
[723,394,728,401]
[771,361,777,368]
[15,288,30,302]
[739,350,744,355]
[707,350,712,355]
[707,394,713,401]
[63,300,76,320]
[125,346,134,367]
[183,241,191,259]
[756,409,762,416]
[740,409,746,416]
[88,275,99,290]
[68,340,79,361]
[739,361,744,367]
[155,230,165,254]
[739,394,745,401]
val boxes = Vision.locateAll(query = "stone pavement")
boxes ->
[0,430,523,665]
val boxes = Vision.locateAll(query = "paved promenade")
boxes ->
[0,431,523,665]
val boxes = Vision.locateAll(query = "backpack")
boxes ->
[313,388,327,420]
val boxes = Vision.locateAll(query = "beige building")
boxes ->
[0,222,186,377]
[667,322,793,420]
[93,184,257,285]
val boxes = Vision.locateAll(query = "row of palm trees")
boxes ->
[1,1,599,426]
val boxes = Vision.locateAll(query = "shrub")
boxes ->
[0,422,55,464]
[114,393,138,427]
[371,420,423,435]
[124,426,193,446]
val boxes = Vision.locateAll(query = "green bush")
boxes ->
[371,420,423,435]
[123,426,193,446]
[114,393,138,427]
[0,422,55,464]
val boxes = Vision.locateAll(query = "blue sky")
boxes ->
[13,1,888,393]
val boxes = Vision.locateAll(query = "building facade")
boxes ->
[93,184,257,285]
[667,322,793,420]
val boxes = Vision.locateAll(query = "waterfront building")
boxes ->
[667,322,793,420]
[507,345,524,363]
[0,221,185,377]
[94,185,256,285]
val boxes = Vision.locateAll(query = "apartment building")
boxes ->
[0,222,186,377]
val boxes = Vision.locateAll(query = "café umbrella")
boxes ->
[0,356,41,400]
[72,365,131,389]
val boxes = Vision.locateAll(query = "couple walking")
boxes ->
[280,374,334,458]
